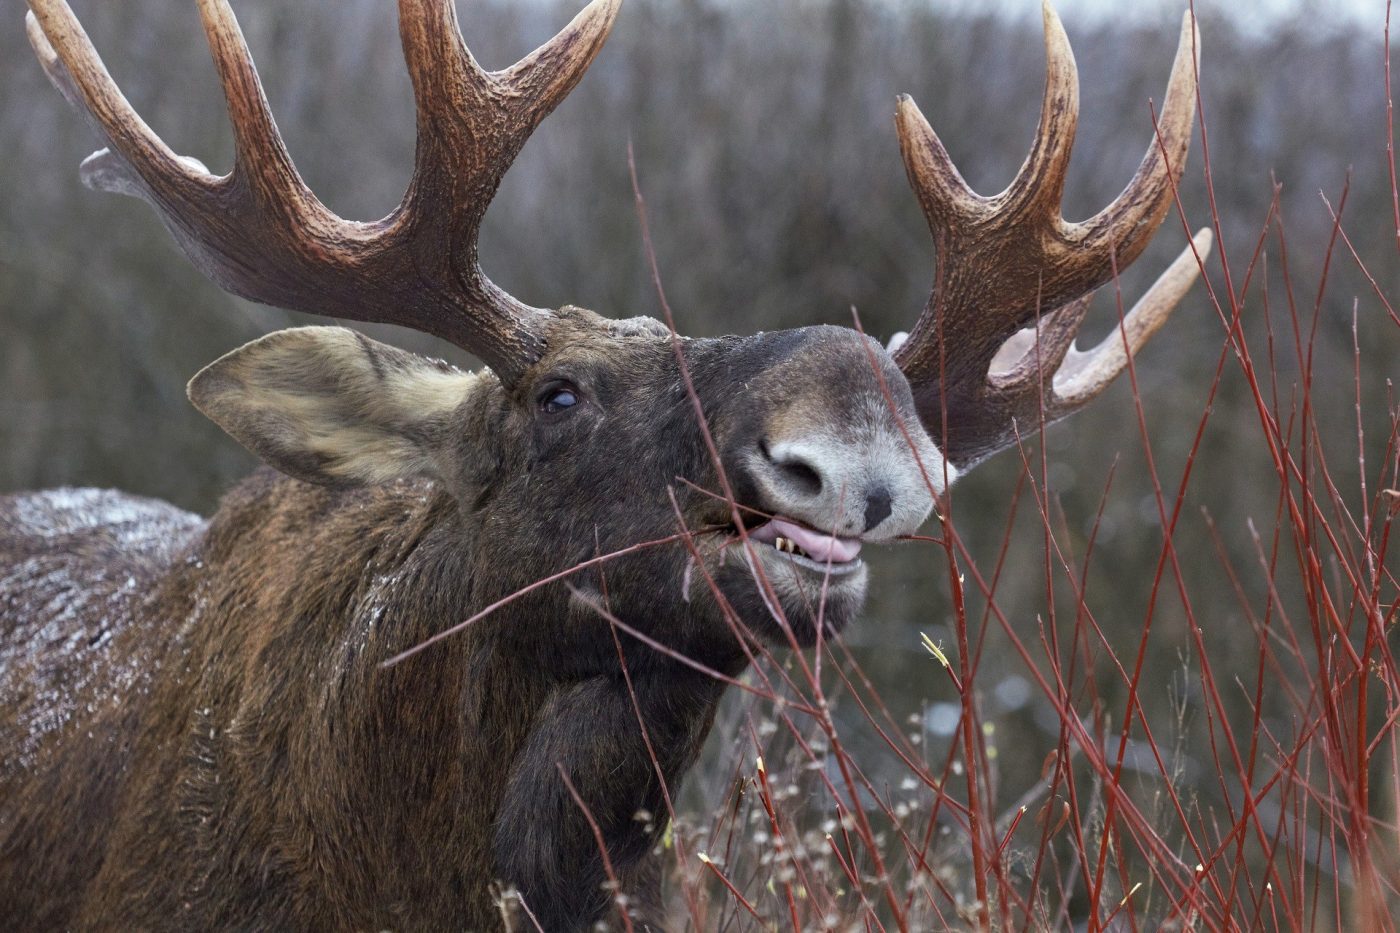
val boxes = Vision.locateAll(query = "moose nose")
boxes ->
[863,487,893,532]
[758,439,928,539]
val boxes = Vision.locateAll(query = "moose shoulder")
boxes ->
[3,0,1209,928]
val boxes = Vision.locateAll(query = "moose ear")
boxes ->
[188,327,478,487]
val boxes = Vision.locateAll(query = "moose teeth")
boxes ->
[773,536,807,558]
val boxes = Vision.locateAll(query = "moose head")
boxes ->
[5,0,1209,927]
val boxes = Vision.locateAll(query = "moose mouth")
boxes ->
[708,513,871,645]
[743,516,864,575]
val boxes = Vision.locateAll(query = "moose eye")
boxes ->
[539,385,580,415]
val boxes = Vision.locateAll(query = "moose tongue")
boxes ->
[749,517,862,564]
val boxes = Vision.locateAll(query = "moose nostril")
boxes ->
[778,459,823,497]
[761,438,825,497]
[863,488,893,533]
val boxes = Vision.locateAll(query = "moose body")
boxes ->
[0,475,715,928]
[4,0,1207,928]
[3,475,664,928]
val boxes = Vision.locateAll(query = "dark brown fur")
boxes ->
[1,312,942,929]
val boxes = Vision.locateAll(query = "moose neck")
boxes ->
[179,468,732,926]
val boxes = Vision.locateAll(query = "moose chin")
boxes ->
[2,0,1209,929]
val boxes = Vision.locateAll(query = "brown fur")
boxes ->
[1,310,944,929]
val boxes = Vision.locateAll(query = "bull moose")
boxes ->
[2,0,1208,928]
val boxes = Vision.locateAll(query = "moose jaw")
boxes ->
[1,0,1209,929]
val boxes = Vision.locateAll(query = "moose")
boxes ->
[2,0,1209,928]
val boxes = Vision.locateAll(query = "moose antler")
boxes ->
[24,0,619,387]
[893,3,1212,469]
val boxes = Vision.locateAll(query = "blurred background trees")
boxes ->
[4,0,1388,511]
[3,0,1397,921]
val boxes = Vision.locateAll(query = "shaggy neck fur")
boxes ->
[3,470,729,929]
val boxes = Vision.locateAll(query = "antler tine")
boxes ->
[26,0,621,388]
[502,0,623,122]
[986,294,1092,393]
[892,3,1078,239]
[1052,228,1212,409]
[894,97,984,230]
[1069,10,1201,262]
[196,0,311,212]
[893,5,1205,469]
[395,0,621,325]
[25,4,216,197]
[1004,1,1079,220]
